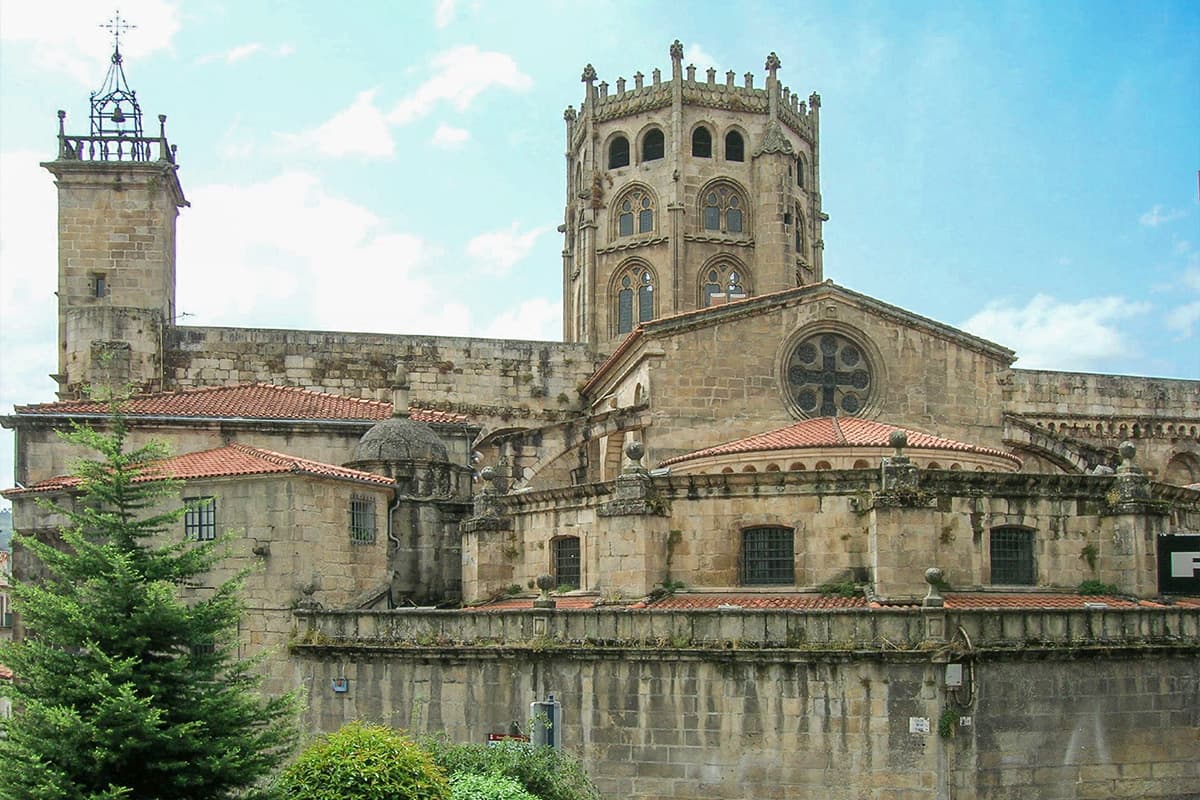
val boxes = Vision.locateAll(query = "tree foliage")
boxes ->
[276,721,450,800]
[422,739,601,800]
[0,419,298,800]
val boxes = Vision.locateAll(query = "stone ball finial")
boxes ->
[923,567,945,608]
[889,429,908,454]
[536,574,556,592]
[924,567,944,586]
[1119,440,1136,464]
[670,39,684,61]
[480,465,495,484]
[625,441,645,464]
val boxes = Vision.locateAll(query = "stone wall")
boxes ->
[165,326,600,423]
[466,469,1199,602]
[292,605,1200,800]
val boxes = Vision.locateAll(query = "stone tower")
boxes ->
[43,30,187,399]
[561,41,826,348]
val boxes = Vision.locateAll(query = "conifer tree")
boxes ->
[0,418,298,799]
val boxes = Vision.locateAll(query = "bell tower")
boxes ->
[561,41,827,350]
[43,13,188,399]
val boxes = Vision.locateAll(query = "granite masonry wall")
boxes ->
[164,326,600,423]
[292,606,1200,800]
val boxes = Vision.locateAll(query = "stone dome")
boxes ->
[350,416,449,466]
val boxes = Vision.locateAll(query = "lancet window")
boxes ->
[614,264,655,335]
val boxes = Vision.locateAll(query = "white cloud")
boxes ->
[431,123,470,148]
[178,171,470,336]
[434,0,456,29]
[279,89,394,159]
[388,46,532,125]
[1165,301,1200,339]
[465,223,548,277]
[197,42,295,65]
[479,298,562,341]
[0,150,61,506]
[0,0,181,85]
[960,294,1150,371]
[1139,204,1186,228]
[685,43,721,73]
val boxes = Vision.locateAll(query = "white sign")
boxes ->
[909,717,930,734]
[1170,551,1200,578]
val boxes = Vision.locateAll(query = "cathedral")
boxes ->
[4,39,1199,800]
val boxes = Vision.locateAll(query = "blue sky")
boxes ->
[1,0,1197,505]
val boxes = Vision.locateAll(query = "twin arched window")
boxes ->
[615,187,655,237]
[701,262,750,307]
[702,183,746,234]
[615,264,655,334]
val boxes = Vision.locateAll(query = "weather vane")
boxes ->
[100,11,136,61]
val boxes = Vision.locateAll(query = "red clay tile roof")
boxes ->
[660,416,1021,468]
[3,442,394,497]
[463,592,1198,613]
[649,593,867,610]
[12,384,468,424]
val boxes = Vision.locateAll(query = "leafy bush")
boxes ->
[422,739,600,800]
[450,772,541,800]
[278,722,450,800]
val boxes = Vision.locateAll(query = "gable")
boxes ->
[585,282,1019,465]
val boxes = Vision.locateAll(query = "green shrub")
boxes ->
[451,772,541,800]
[278,721,450,800]
[1078,580,1121,596]
[422,739,600,800]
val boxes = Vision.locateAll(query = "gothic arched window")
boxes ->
[701,261,751,307]
[797,155,806,188]
[692,126,712,158]
[609,135,630,169]
[701,183,748,234]
[642,128,665,162]
[614,186,656,237]
[794,206,806,254]
[725,130,744,162]
[615,264,655,334]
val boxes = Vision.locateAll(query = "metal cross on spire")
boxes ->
[100,11,136,62]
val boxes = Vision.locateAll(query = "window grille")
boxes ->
[692,126,712,158]
[553,537,581,589]
[609,136,630,168]
[349,495,376,544]
[742,526,794,585]
[990,527,1035,584]
[725,131,744,162]
[643,129,665,161]
[184,496,216,541]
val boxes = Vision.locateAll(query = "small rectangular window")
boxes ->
[184,496,216,541]
[350,495,376,544]
[553,537,581,589]
[742,526,795,585]
[93,274,107,298]
[990,527,1035,585]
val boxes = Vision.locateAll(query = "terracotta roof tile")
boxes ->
[660,416,1020,467]
[648,593,867,610]
[3,443,393,497]
[13,384,468,424]
[942,593,1143,609]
